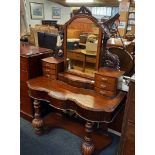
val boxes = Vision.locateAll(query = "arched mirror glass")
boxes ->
[66,17,101,75]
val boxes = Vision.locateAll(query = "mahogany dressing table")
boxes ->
[27,6,128,155]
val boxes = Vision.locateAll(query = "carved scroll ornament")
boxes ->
[102,49,120,70]
[74,6,92,16]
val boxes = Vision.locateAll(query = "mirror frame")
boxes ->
[63,7,104,77]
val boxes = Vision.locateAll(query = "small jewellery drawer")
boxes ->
[95,87,116,97]
[95,81,116,91]
[42,61,56,69]
[42,67,56,75]
[44,73,57,79]
[95,74,116,85]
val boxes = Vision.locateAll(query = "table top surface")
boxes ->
[42,57,64,64]
[27,76,126,112]
[20,44,51,58]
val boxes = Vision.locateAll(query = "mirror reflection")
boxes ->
[66,17,100,74]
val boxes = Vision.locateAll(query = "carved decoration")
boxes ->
[74,6,92,16]
[100,13,121,70]
[82,122,95,155]
[102,49,120,70]
[32,99,44,135]
[102,13,120,36]
[102,13,126,50]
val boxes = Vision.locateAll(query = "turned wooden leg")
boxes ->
[82,122,95,155]
[32,99,44,135]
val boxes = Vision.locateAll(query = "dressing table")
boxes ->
[27,6,127,155]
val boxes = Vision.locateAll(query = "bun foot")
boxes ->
[81,122,95,155]
[32,118,44,135]
[82,136,95,155]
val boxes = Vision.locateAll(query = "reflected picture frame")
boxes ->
[52,7,61,19]
[30,2,44,19]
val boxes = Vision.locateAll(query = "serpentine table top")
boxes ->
[27,76,126,123]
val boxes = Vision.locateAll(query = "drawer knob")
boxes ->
[46,74,50,78]
[46,63,50,67]
[100,90,106,95]
[46,69,50,72]
[101,77,108,81]
[100,84,106,88]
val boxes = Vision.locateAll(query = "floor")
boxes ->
[20,117,120,155]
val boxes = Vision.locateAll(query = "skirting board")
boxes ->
[108,128,121,136]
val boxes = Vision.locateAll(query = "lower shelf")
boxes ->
[42,112,112,154]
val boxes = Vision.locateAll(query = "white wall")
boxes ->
[44,0,71,24]
[25,0,71,27]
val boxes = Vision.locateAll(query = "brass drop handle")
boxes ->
[101,77,108,81]
[46,69,50,72]
[46,74,50,78]
[100,90,106,95]
[45,63,50,67]
[100,84,106,88]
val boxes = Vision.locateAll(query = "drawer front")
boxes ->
[95,87,116,97]
[95,74,116,85]
[42,61,56,69]
[20,57,28,71]
[44,73,57,80]
[43,67,56,75]
[20,70,29,81]
[95,81,116,91]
